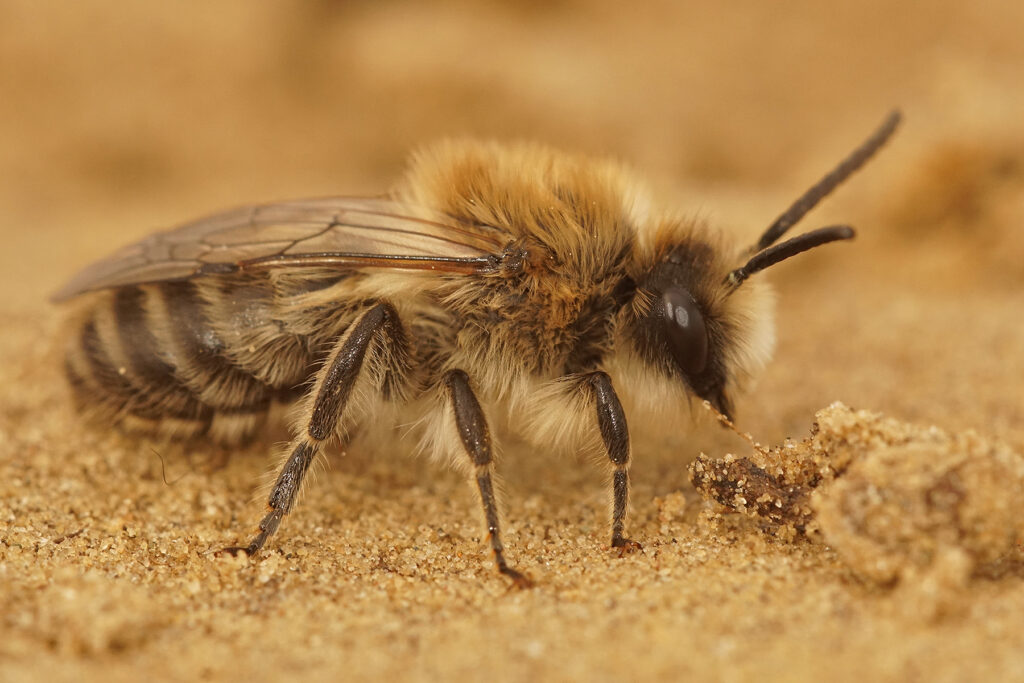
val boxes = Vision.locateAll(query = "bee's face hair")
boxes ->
[726,110,901,291]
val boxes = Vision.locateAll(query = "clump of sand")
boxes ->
[690,403,1024,586]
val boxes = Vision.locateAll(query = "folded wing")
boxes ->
[53,197,505,301]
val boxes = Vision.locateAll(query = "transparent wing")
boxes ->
[53,197,506,301]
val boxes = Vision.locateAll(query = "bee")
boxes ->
[54,112,900,585]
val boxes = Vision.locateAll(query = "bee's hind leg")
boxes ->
[221,301,409,557]
[583,372,642,555]
[442,369,532,588]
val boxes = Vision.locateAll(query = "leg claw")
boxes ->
[611,537,643,557]
[500,566,534,589]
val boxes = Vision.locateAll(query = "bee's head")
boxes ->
[627,238,744,419]
[627,224,856,420]
[623,111,901,421]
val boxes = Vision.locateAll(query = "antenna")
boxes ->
[751,110,901,253]
[727,225,854,289]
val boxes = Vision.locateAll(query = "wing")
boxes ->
[53,197,506,302]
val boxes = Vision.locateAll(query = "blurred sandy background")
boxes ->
[2,1,1023,681]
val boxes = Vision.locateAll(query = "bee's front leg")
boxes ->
[584,371,642,555]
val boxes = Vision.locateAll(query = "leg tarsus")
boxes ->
[218,507,283,557]
[490,532,532,588]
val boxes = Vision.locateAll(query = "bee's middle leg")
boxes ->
[442,369,532,588]
[223,301,408,556]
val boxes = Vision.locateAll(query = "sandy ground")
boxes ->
[2,1,1024,681]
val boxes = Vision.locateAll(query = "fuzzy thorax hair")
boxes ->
[397,139,777,425]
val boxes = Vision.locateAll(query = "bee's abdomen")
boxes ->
[64,281,304,444]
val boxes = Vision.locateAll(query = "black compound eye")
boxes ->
[660,288,708,376]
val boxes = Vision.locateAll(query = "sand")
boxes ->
[2,2,1024,681]
[692,403,1024,588]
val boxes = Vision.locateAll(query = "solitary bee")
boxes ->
[55,112,900,584]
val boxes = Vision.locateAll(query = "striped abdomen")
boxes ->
[64,277,334,444]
